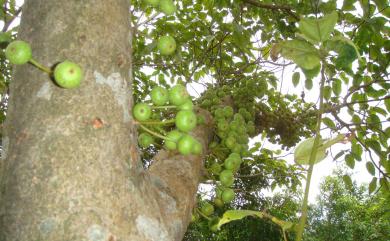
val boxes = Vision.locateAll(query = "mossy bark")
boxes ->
[0,1,211,240]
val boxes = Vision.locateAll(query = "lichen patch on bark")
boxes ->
[1,136,9,160]
[36,82,53,100]
[94,71,131,123]
[87,224,108,241]
[39,217,57,235]
[135,215,169,241]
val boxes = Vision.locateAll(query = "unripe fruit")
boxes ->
[201,202,214,216]
[178,99,193,111]
[158,35,176,55]
[150,86,169,106]
[209,163,222,175]
[224,157,236,170]
[164,130,183,150]
[53,61,83,89]
[175,110,197,132]
[223,106,234,118]
[159,0,176,15]
[144,0,160,6]
[169,84,189,106]
[221,188,235,203]
[214,198,224,208]
[192,140,202,155]
[219,170,234,187]
[177,134,196,155]
[132,103,152,121]
[5,40,32,65]
[138,133,154,147]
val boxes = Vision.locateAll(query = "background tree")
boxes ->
[305,170,390,241]
[0,0,389,240]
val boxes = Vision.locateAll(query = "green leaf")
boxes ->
[368,177,377,194]
[323,86,332,100]
[302,65,321,79]
[385,98,390,113]
[298,11,338,44]
[279,40,321,70]
[345,154,355,169]
[342,0,357,11]
[334,150,346,160]
[343,174,353,188]
[366,162,376,176]
[322,117,336,129]
[351,142,363,161]
[292,72,300,87]
[294,137,327,165]
[305,78,313,90]
[332,78,342,96]
[217,210,263,229]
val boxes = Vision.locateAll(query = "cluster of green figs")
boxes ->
[133,84,204,155]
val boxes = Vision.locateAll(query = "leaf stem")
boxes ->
[29,58,52,74]
[295,60,327,241]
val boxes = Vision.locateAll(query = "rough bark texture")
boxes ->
[0,1,211,240]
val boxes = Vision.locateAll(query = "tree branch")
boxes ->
[147,108,214,240]
[242,0,300,21]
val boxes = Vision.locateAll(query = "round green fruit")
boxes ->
[164,130,183,150]
[201,202,214,216]
[224,157,236,170]
[132,103,152,121]
[177,134,196,155]
[5,40,32,65]
[219,170,234,187]
[178,99,193,111]
[150,86,168,106]
[144,0,160,6]
[221,188,235,203]
[223,106,234,118]
[158,35,176,55]
[225,136,236,150]
[175,110,197,132]
[209,163,222,175]
[214,198,224,208]
[168,84,188,106]
[192,140,202,155]
[138,133,154,147]
[53,61,83,89]
[159,0,176,15]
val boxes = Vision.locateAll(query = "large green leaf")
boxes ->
[216,210,293,231]
[294,134,346,165]
[216,210,263,230]
[279,40,321,70]
[298,11,338,44]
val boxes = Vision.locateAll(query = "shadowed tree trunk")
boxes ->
[0,1,211,240]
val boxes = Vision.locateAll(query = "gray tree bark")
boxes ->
[0,1,211,240]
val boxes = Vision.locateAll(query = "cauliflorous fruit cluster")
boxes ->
[133,84,202,156]
[4,40,83,89]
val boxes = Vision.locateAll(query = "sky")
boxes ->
[4,0,378,203]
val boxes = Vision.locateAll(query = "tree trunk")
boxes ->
[0,1,211,240]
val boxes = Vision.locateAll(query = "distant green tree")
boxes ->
[304,171,390,241]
